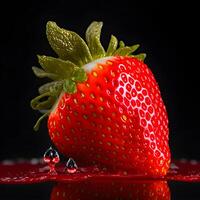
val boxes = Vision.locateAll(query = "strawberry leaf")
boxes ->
[85,21,105,59]
[119,41,125,47]
[46,21,92,66]
[38,81,63,94]
[33,112,49,131]
[132,53,147,61]
[113,44,140,56]
[31,92,55,110]
[32,66,59,80]
[130,44,140,53]
[38,55,80,80]
[106,35,118,56]
[113,47,132,56]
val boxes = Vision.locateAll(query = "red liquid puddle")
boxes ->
[0,159,199,184]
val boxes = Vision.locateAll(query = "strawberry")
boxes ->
[31,21,170,176]
[50,181,170,200]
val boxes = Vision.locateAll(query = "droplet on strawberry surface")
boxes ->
[43,146,60,173]
[65,157,78,174]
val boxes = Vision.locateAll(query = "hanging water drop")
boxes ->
[43,146,60,173]
[65,157,78,173]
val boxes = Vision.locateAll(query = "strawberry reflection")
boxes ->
[51,180,170,200]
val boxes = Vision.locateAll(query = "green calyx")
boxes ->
[31,21,146,131]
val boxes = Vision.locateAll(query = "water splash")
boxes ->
[65,158,78,174]
[43,146,60,174]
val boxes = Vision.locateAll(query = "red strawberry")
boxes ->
[31,21,170,176]
[50,180,170,200]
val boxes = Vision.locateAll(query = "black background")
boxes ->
[0,0,199,169]
[0,1,200,199]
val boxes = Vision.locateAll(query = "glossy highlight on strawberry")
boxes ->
[31,21,171,176]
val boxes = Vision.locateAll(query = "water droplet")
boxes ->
[65,158,78,173]
[43,146,60,173]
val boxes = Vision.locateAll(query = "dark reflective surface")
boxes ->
[0,181,200,200]
[0,183,53,200]
[50,180,170,200]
